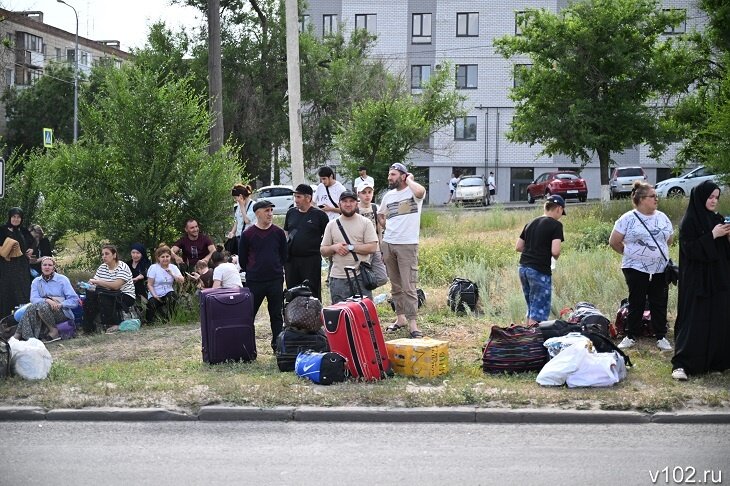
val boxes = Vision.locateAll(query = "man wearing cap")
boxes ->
[284,184,330,299]
[239,199,288,350]
[377,163,426,338]
[515,194,566,326]
[320,190,379,304]
[354,166,375,192]
[314,166,347,221]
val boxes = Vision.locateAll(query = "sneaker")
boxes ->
[618,337,636,349]
[656,337,673,351]
[672,368,688,381]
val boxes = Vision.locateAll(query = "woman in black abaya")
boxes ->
[0,207,33,317]
[671,181,730,380]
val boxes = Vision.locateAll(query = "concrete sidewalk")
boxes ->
[1,406,728,424]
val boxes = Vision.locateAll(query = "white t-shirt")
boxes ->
[94,261,135,299]
[212,262,243,288]
[314,180,346,220]
[378,186,424,245]
[449,177,458,191]
[354,175,374,191]
[613,210,673,274]
[234,200,256,237]
[147,263,183,298]
[321,214,378,279]
[487,175,495,190]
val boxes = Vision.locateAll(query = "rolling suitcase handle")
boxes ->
[344,266,365,299]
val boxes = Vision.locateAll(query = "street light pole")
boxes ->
[57,0,78,143]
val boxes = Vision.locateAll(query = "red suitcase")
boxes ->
[322,267,392,380]
[200,287,256,364]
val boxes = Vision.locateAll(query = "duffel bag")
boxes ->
[295,351,348,385]
[447,278,479,313]
[482,324,548,374]
[276,327,329,372]
[284,295,323,331]
[537,319,581,340]
[611,298,653,338]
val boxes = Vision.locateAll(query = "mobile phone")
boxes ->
[724,216,730,224]
[318,205,325,209]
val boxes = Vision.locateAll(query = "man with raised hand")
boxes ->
[378,163,426,338]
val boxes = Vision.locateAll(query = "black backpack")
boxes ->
[447,278,479,313]
[284,280,314,307]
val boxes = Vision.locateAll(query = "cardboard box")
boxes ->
[385,338,449,378]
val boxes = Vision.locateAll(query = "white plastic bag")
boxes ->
[543,332,592,358]
[8,337,53,380]
[536,342,590,386]
[566,352,619,388]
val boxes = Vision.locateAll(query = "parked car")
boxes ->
[252,185,294,214]
[655,165,720,198]
[527,171,587,204]
[610,167,647,199]
[453,175,488,206]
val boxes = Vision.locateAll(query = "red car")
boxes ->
[527,171,587,204]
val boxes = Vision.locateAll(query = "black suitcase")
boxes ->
[200,287,256,364]
[275,327,329,372]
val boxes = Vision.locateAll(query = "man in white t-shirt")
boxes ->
[354,166,375,192]
[448,173,458,204]
[314,166,347,221]
[487,171,496,206]
[377,163,426,338]
[210,252,243,288]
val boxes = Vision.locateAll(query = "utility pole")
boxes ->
[208,0,224,154]
[284,0,305,185]
[57,0,78,142]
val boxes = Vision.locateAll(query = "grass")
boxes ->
[2,199,729,413]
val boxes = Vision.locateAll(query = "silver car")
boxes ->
[252,185,294,214]
[453,175,488,206]
[609,167,647,199]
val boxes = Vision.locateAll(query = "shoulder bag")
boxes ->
[632,211,678,285]
[335,220,378,290]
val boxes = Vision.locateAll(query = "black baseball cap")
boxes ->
[293,184,313,196]
[339,190,358,201]
[546,194,566,215]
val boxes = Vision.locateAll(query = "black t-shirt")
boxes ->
[284,206,330,258]
[519,216,564,276]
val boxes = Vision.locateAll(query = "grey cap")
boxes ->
[252,199,275,212]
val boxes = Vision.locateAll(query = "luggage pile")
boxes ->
[277,282,329,372]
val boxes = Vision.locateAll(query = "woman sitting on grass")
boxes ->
[83,244,136,334]
[146,244,184,323]
[210,251,243,288]
[14,256,79,342]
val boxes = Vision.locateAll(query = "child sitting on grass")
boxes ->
[188,260,213,290]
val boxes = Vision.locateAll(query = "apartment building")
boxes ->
[303,1,706,203]
[0,8,130,136]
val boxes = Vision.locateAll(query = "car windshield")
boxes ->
[555,173,579,180]
[459,177,483,187]
[616,168,643,177]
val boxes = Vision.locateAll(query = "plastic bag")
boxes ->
[8,337,53,380]
[566,352,620,388]
[536,342,589,386]
[119,319,141,332]
[543,332,592,358]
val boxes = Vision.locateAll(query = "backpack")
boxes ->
[563,302,610,338]
[581,330,633,368]
[295,351,348,385]
[276,327,329,372]
[0,315,18,341]
[482,324,548,374]
[611,298,653,338]
[447,278,479,313]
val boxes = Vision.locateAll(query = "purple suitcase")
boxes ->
[200,287,256,364]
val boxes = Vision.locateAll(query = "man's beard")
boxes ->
[387,180,400,190]
[340,208,358,217]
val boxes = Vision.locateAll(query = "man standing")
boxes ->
[378,163,426,338]
[515,195,565,326]
[314,166,347,221]
[448,173,459,204]
[284,184,329,299]
[238,200,287,351]
[487,171,496,206]
[321,191,378,304]
[171,219,217,271]
[354,166,375,192]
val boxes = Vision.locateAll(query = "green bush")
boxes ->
[570,221,613,251]
[419,239,514,285]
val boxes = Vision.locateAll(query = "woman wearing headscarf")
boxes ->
[13,256,79,341]
[127,243,151,302]
[671,181,730,380]
[0,207,33,318]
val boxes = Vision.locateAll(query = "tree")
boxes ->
[336,65,465,178]
[33,64,241,253]
[2,65,76,153]
[494,0,702,198]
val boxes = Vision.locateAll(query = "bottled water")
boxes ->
[373,293,388,304]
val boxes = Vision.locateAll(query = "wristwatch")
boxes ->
[347,244,355,252]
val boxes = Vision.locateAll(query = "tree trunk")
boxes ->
[597,147,611,202]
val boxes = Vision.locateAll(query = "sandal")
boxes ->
[409,330,424,339]
[386,323,405,333]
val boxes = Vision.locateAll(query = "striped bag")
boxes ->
[482,324,548,374]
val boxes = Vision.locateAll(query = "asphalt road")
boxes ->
[1,421,728,485]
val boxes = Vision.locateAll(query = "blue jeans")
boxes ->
[518,265,552,323]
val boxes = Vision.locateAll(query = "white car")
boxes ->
[453,175,489,206]
[252,185,294,214]
[655,166,720,198]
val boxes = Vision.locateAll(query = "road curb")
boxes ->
[293,406,478,422]
[45,407,194,421]
[650,412,730,424]
[198,406,295,421]
[0,406,46,421]
[475,408,650,424]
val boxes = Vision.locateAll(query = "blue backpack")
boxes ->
[295,351,348,385]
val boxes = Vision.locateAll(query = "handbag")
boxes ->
[335,220,379,290]
[632,211,678,286]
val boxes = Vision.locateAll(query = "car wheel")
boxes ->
[578,195,587,203]
[667,187,684,198]
[527,192,535,204]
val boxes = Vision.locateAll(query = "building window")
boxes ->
[454,116,477,140]
[411,65,431,89]
[80,51,89,66]
[412,13,432,44]
[456,64,478,89]
[515,11,526,35]
[5,68,13,86]
[299,15,310,33]
[23,33,43,52]
[67,49,75,64]
[355,14,376,34]
[456,12,478,37]
[663,9,686,34]
[513,64,532,88]
[323,14,337,36]
[55,47,62,61]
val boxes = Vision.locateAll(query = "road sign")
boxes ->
[43,128,53,148]
[0,157,4,199]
